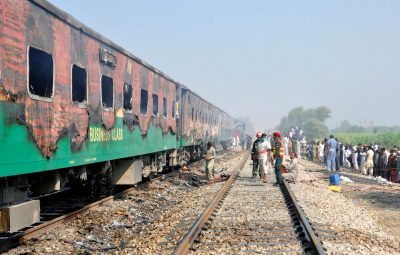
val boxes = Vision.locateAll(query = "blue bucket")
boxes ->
[329,174,340,186]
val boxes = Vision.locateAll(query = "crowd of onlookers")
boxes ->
[305,136,399,183]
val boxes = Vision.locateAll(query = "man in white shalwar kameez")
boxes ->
[257,134,272,183]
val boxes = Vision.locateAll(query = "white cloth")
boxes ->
[258,139,271,176]
[345,149,351,158]
[257,140,271,153]
[284,158,302,183]
[318,144,324,158]
[352,152,359,170]
[365,149,374,168]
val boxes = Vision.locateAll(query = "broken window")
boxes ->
[123,83,133,111]
[28,47,53,98]
[101,75,113,109]
[140,89,148,114]
[152,94,158,116]
[191,108,194,121]
[195,110,198,121]
[163,97,167,117]
[72,65,87,106]
[172,100,176,119]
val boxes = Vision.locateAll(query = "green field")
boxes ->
[335,132,400,148]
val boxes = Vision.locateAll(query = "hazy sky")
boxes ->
[48,0,400,131]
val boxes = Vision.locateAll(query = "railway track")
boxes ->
[0,149,233,253]
[0,169,181,253]
[173,156,326,255]
[0,186,132,252]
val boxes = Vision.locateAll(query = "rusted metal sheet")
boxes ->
[182,89,226,144]
[0,0,177,157]
[0,0,29,98]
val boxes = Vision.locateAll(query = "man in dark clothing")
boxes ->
[357,144,362,169]
[323,138,328,165]
[335,138,341,172]
[378,149,385,177]
[251,132,263,178]
[246,135,252,150]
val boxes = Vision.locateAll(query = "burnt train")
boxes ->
[0,0,240,231]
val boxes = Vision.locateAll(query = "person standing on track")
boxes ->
[272,131,284,186]
[251,132,263,178]
[257,133,272,183]
[326,135,337,171]
[204,142,216,180]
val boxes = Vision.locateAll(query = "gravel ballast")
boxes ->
[289,159,400,255]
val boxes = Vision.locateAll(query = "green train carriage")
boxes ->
[0,0,234,214]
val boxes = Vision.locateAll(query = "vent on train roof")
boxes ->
[99,48,117,67]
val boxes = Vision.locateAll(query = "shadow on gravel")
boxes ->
[356,191,400,210]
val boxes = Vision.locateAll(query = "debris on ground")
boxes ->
[4,150,246,255]
[340,175,355,183]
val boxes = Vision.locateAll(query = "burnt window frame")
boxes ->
[162,97,167,118]
[123,83,133,112]
[152,93,159,116]
[191,107,194,121]
[172,100,176,119]
[27,46,55,102]
[71,64,88,108]
[100,74,114,111]
[140,89,148,115]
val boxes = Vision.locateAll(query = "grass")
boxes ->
[334,132,400,148]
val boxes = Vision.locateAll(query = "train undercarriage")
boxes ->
[0,144,208,232]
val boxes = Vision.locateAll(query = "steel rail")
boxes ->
[172,155,326,255]
[171,153,250,255]
[281,181,326,255]
[0,169,181,252]
[0,186,137,252]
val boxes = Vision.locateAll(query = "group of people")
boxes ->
[203,129,400,184]
[306,137,399,182]
[251,131,299,185]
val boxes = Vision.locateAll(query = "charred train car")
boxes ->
[0,0,235,213]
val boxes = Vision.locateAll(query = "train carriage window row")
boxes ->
[71,65,88,107]
[123,83,133,111]
[27,51,178,118]
[28,47,54,99]
[101,75,114,110]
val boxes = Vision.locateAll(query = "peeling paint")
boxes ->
[0,0,178,158]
